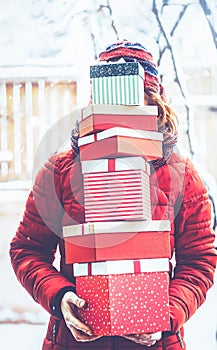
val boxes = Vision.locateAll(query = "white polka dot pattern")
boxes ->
[77,272,170,336]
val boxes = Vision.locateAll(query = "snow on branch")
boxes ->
[98,0,119,40]
[152,0,195,157]
[199,0,217,50]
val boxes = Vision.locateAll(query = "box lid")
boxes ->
[90,62,144,78]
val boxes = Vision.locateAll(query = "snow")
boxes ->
[185,273,217,349]
[0,324,46,349]
[0,187,48,349]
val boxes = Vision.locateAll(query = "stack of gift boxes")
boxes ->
[63,61,171,336]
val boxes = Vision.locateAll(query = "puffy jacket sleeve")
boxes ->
[9,153,76,318]
[170,159,217,331]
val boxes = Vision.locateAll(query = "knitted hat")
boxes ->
[99,40,164,98]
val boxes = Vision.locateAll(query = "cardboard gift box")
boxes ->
[90,62,144,105]
[63,220,171,263]
[75,258,170,335]
[79,104,158,137]
[83,169,151,222]
[79,127,163,161]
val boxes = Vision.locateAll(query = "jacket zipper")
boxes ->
[176,330,185,348]
[52,320,60,345]
[111,337,115,348]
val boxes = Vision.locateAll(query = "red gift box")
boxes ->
[79,134,162,161]
[63,220,171,263]
[83,169,151,222]
[75,259,170,335]
[79,104,158,137]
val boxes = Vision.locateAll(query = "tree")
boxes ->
[199,0,217,50]
[151,0,196,156]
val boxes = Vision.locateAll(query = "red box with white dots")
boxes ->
[75,259,170,336]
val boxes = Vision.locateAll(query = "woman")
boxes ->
[10,41,217,349]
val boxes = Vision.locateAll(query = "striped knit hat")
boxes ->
[99,40,166,99]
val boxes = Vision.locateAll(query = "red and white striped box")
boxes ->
[79,104,158,137]
[79,127,163,161]
[81,157,151,222]
[75,258,170,335]
[83,169,151,222]
[63,220,171,263]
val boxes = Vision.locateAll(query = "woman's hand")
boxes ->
[61,291,102,342]
[122,331,162,347]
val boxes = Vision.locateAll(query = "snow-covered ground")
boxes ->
[0,324,46,349]
[0,300,217,350]
[0,185,216,350]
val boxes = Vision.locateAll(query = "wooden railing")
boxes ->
[0,78,77,181]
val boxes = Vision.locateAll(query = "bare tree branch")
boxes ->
[170,4,189,37]
[199,0,217,49]
[98,0,120,40]
[157,3,190,66]
[82,17,98,60]
[152,0,195,156]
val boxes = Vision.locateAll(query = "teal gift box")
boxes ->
[90,62,145,105]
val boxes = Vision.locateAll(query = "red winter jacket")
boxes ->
[10,149,217,350]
